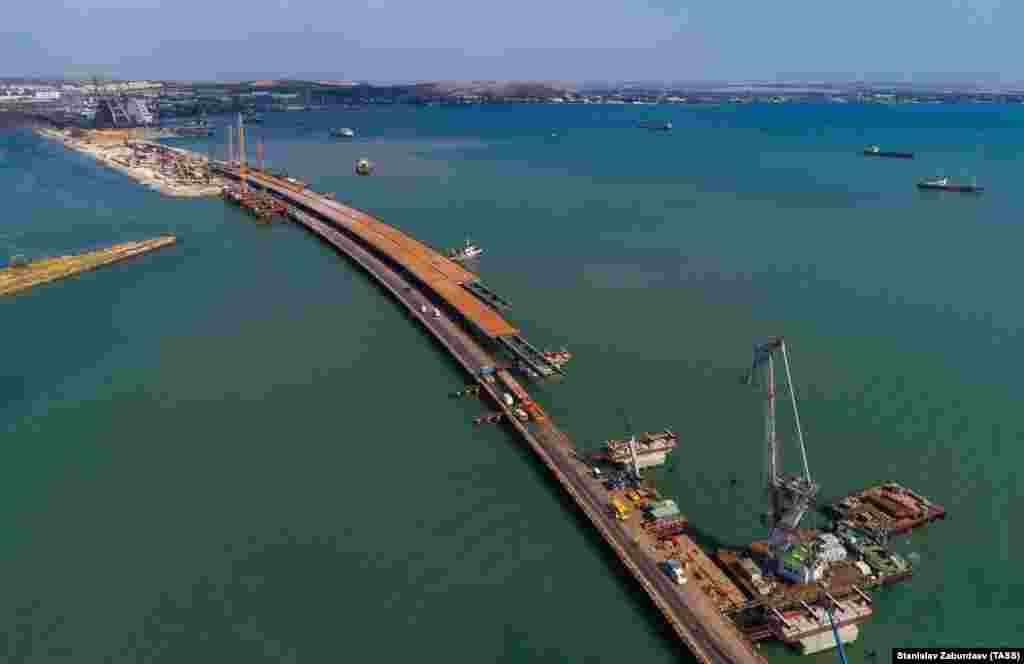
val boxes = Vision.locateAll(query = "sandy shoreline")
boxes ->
[35,127,225,198]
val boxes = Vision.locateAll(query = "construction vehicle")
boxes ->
[523,400,547,423]
[663,559,688,585]
[610,497,631,520]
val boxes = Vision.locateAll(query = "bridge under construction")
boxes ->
[205,115,946,661]
[214,149,562,377]
[209,123,764,663]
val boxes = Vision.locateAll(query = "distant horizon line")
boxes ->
[5,75,1024,90]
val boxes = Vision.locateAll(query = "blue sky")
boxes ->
[2,0,1019,82]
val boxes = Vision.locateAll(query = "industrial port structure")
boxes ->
[209,116,947,661]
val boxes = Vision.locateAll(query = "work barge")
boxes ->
[208,117,947,660]
[0,237,176,296]
[826,482,947,540]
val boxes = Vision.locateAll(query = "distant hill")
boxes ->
[412,81,572,99]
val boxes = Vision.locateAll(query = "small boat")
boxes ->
[330,127,356,138]
[639,120,672,130]
[355,159,374,176]
[862,145,914,159]
[916,176,984,193]
[448,238,483,261]
[174,125,213,137]
[242,111,263,124]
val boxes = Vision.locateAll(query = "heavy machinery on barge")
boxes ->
[602,430,679,470]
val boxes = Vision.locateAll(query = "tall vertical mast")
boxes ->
[226,127,233,165]
[237,112,247,195]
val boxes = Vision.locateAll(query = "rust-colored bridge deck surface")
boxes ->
[247,170,519,338]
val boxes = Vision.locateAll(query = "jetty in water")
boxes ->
[0,236,177,296]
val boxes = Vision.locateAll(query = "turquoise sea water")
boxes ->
[1,103,1021,661]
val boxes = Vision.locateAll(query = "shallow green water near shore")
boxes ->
[0,103,1020,661]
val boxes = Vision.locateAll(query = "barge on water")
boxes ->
[600,430,679,470]
[917,176,984,193]
[862,145,914,158]
[826,482,946,539]
[774,599,873,655]
[221,186,286,221]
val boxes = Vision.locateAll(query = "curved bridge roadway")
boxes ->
[287,204,766,664]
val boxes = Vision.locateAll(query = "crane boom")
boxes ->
[748,337,819,535]
[779,341,811,482]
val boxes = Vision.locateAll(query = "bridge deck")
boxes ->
[242,169,520,339]
[285,202,765,664]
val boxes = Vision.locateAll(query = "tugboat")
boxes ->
[355,159,374,176]
[862,145,914,159]
[330,127,356,138]
[916,175,984,193]
[639,120,673,130]
[448,238,483,261]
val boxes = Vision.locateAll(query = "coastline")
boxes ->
[35,127,224,198]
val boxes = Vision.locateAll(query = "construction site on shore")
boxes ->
[36,127,225,197]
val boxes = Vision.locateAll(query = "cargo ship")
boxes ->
[602,430,678,469]
[916,176,983,193]
[862,145,914,158]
